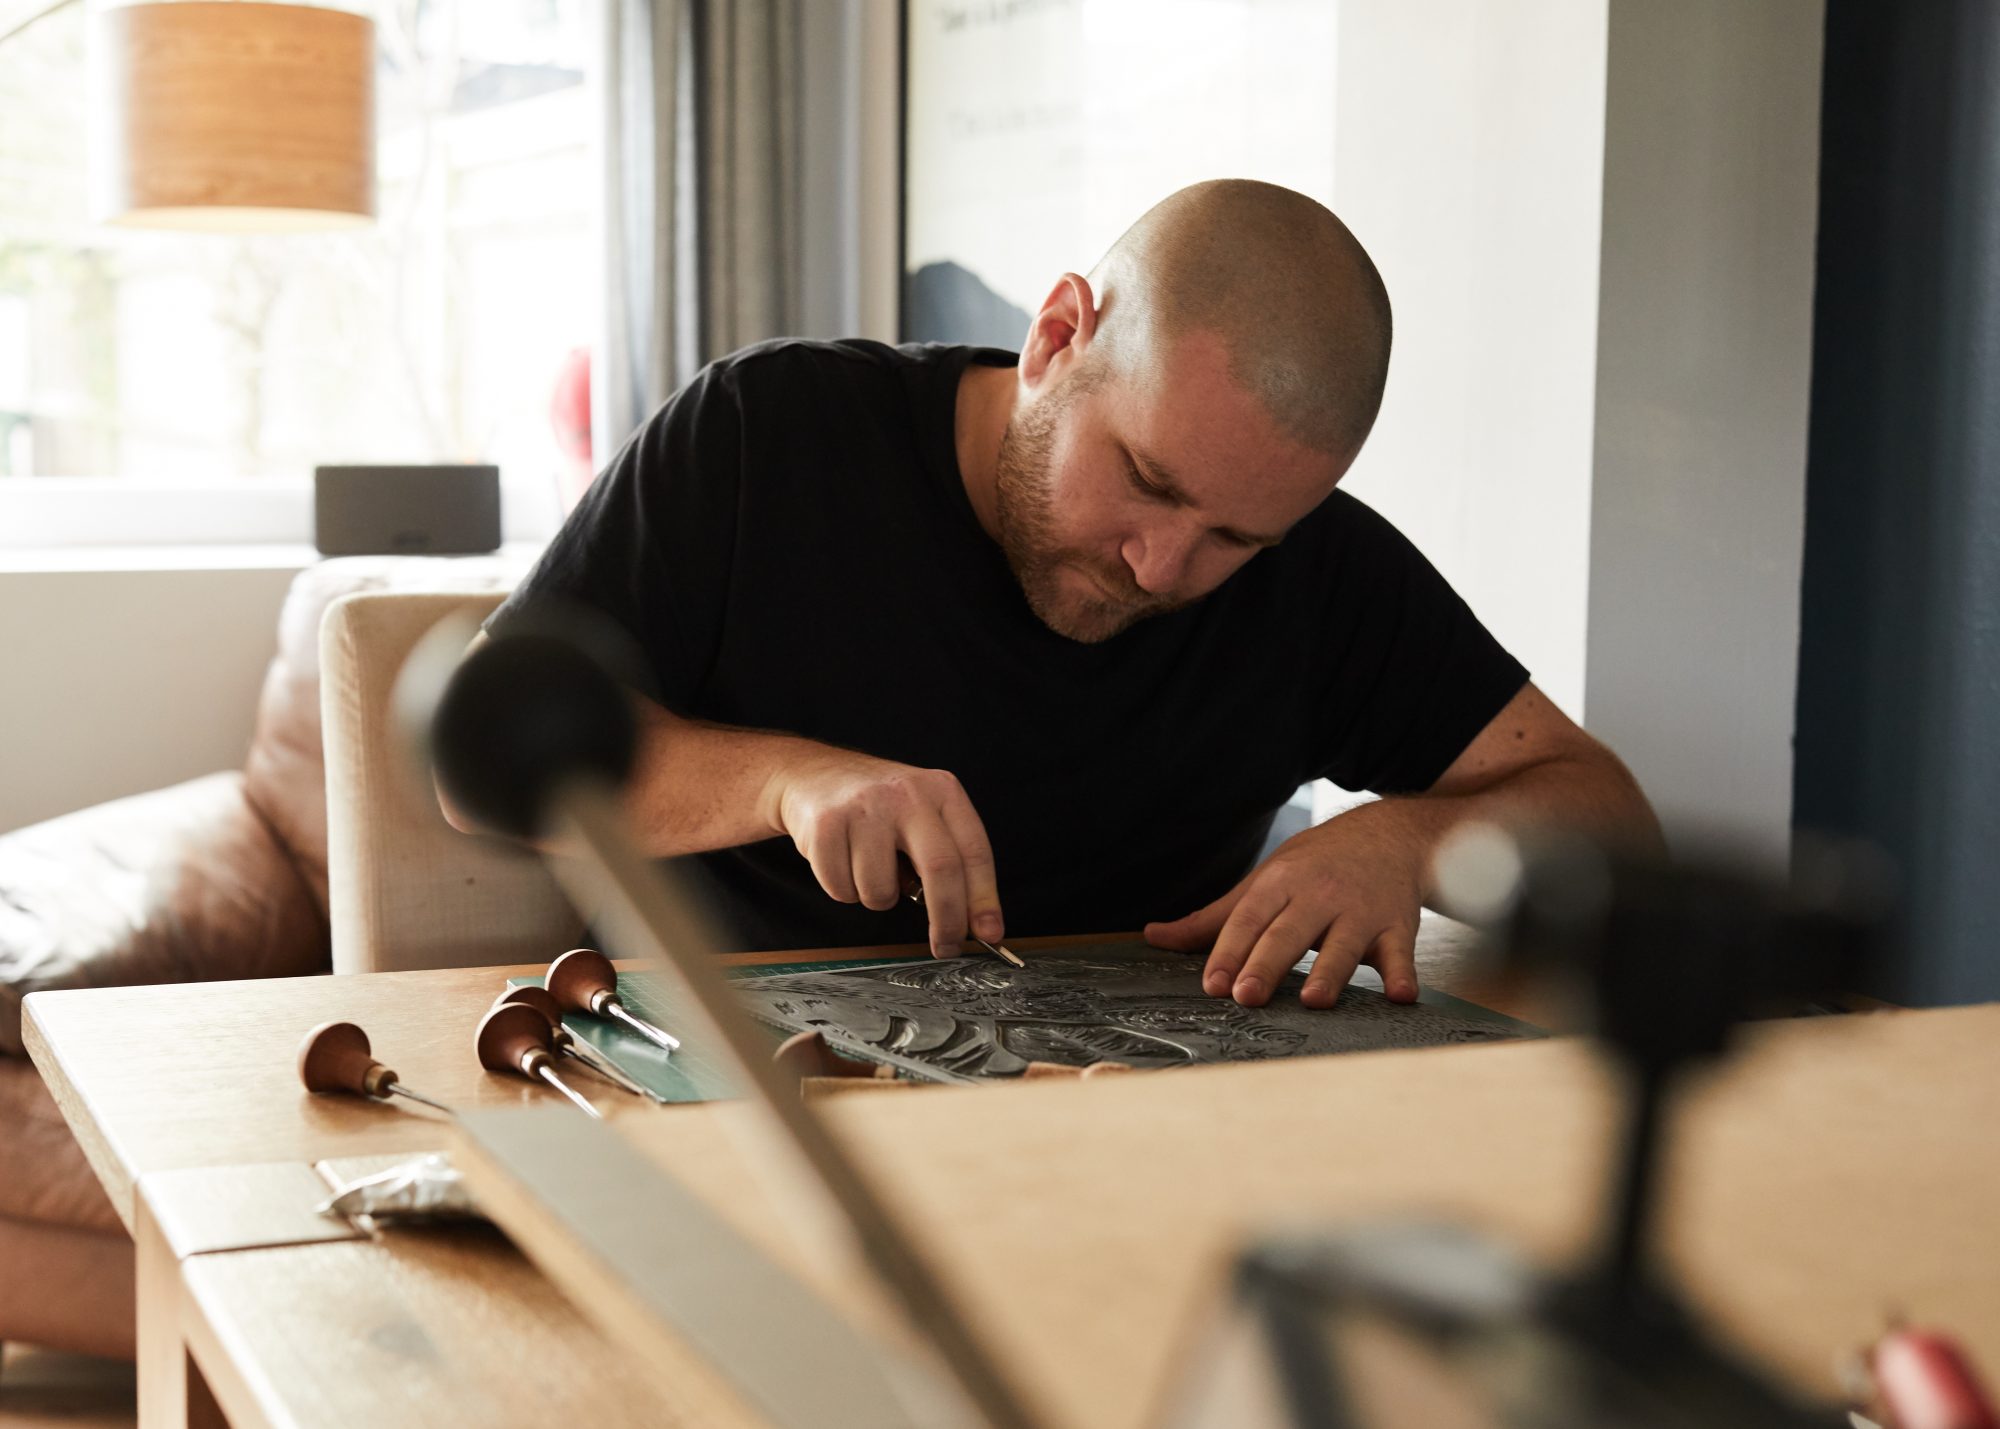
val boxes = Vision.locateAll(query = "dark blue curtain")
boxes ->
[1795,0,2000,1005]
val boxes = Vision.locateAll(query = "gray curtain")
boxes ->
[1794,0,2000,1006]
[597,0,805,455]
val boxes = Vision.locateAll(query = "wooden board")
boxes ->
[175,1227,696,1429]
[127,1154,698,1429]
[455,1003,2000,1429]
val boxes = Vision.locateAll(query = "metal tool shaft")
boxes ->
[565,1040,666,1103]
[385,1080,455,1115]
[974,937,1025,968]
[905,886,1024,966]
[535,1064,604,1120]
[607,1000,681,1053]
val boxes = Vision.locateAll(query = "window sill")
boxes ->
[0,542,546,576]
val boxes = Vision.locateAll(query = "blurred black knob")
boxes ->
[430,622,637,839]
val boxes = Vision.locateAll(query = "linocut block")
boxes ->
[735,941,1524,1084]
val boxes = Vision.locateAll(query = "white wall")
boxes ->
[0,552,303,833]
[1332,0,1610,722]
[1585,0,1825,857]
[1333,0,1823,857]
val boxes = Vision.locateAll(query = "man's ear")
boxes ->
[1019,272,1098,391]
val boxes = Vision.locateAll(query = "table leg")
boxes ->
[135,1191,227,1429]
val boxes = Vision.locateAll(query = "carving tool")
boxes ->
[297,1021,455,1114]
[900,864,1025,966]
[474,1002,604,1119]
[493,985,666,1103]
[545,946,682,1052]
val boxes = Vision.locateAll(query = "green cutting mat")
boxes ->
[506,954,918,1103]
[510,945,1540,1105]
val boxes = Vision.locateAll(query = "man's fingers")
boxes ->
[936,791,1003,943]
[850,824,902,912]
[1143,904,1226,953]
[901,809,969,957]
[1145,876,1248,956]
[1231,911,1328,1008]
[1199,886,1288,998]
[1363,924,1421,1003]
[803,819,859,904]
[1299,921,1374,1009]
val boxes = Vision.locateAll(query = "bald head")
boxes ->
[1084,180,1392,462]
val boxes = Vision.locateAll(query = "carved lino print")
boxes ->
[736,942,1523,1084]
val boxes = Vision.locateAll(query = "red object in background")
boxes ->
[1874,1328,2000,1429]
[550,345,594,513]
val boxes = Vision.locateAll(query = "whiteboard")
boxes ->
[902,0,1340,346]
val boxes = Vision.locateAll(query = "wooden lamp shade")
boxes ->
[92,1,375,232]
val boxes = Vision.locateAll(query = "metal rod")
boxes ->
[384,1080,456,1115]
[607,1000,681,1053]
[550,779,1044,1429]
[536,1064,604,1120]
[566,1040,666,1103]
[906,885,1024,967]
[974,937,1025,969]
[1597,1066,1670,1309]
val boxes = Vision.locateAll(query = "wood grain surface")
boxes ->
[98,1,374,223]
[175,1227,693,1429]
[21,918,1508,1231]
[140,1163,365,1261]
[460,1002,2000,1429]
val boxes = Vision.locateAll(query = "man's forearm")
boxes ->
[1447,749,1664,854]
[1344,750,1666,902]
[439,697,822,857]
[613,703,829,857]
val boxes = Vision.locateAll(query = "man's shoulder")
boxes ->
[1235,487,1432,621]
[703,337,963,399]
[1274,487,1402,562]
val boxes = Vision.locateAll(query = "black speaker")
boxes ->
[313,464,502,556]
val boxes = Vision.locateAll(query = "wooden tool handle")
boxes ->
[494,986,574,1049]
[297,1021,398,1098]
[545,946,618,1015]
[476,1002,556,1078]
[772,1030,885,1084]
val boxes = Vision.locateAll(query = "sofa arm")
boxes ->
[0,772,327,1057]
[320,591,583,974]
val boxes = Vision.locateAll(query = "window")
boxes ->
[0,0,597,546]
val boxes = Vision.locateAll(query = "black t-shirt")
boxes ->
[487,338,1528,950]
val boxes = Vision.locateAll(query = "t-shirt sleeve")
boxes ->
[482,363,742,713]
[1310,496,1530,795]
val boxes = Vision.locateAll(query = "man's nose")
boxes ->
[1122,521,1201,596]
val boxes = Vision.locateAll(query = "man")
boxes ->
[465,179,1660,1010]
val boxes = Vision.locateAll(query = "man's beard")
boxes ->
[992,389,1181,644]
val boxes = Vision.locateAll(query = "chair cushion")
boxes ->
[0,1057,121,1232]
[0,1213,135,1358]
[0,772,327,1057]
[0,555,532,1055]
[242,554,534,916]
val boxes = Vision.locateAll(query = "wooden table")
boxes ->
[20,920,1509,1429]
[457,1001,2000,1429]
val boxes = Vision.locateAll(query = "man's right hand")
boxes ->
[758,750,1003,959]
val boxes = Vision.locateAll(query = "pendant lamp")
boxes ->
[91,0,375,231]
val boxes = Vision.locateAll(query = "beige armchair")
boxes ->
[319,590,583,974]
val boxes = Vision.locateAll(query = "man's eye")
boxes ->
[1126,465,1168,500]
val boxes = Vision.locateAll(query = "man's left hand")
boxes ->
[1143,801,1427,1010]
